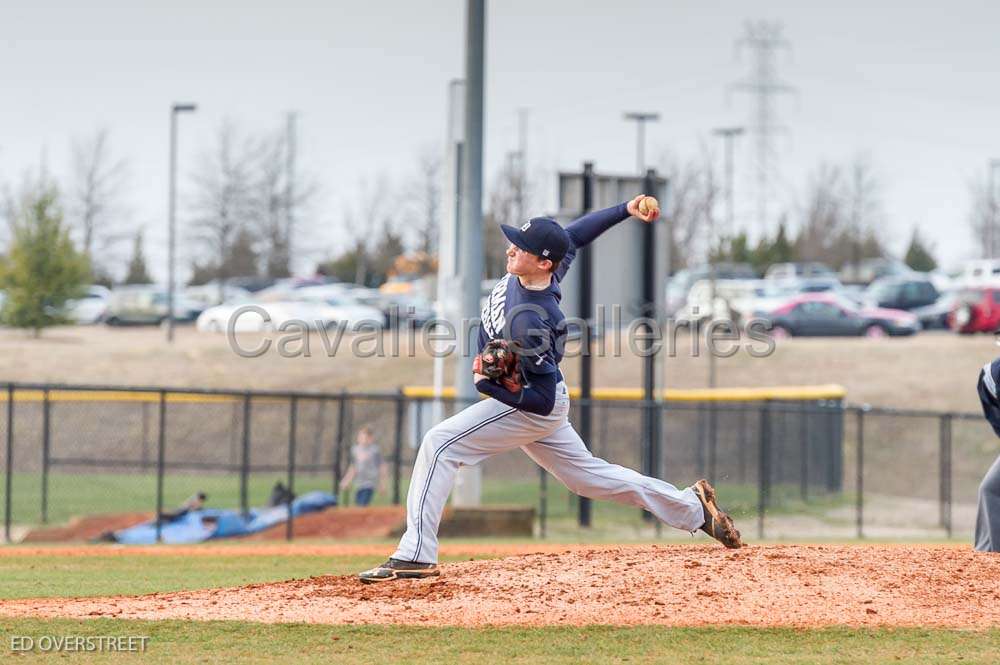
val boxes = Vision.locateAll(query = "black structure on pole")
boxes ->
[757,401,770,540]
[539,465,548,538]
[856,407,865,539]
[393,391,405,505]
[286,396,298,542]
[578,161,595,528]
[940,414,953,537]
[799,403,809,501]
[333,392,346,497]
[41,388,51,524]
[155,390,167,544]
[640,168,658,522]
[4,384,13,543]
[240,393,251,515]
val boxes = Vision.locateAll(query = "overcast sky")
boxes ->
[2,0,998,281]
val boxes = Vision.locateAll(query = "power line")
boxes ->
[730,20,795,235]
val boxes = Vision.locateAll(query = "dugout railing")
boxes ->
[0,381,992,543]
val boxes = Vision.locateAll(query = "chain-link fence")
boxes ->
[0,382,994,543]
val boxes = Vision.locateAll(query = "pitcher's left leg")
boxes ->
[521,422,705,532]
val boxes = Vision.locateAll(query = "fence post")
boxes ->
[738,406,747,483]
[539,465,547,539]
[856,407,865,539]
[333,391,347,498]
[155,390,167,544]
[799,401,808,502]
[286,396,298,542]
[940,414,953,538]
[5,384,13,544]
[708,402,718,484]
[41,388,51,524]
[393,391,405,505]
[757,400,770,540]
[696,403,706,477]
[240,393,251,515]
[141,401,151,469]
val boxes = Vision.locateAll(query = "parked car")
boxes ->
[839,258,913,286]
[665,263,757,314]
[949,288,1000,334]
[764,262,836,281]
[196,298,323,333]
[292,286,385,330]
[912,290,958,330]
[65,285,111,324]
[105,286,199,326]
[864,276,940,311]
[956,260,1000,287]
[184,282,253,311]
[763,293,919,338]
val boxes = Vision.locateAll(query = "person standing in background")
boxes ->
[342,425,387,507]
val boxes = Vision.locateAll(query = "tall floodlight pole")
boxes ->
[709,127,744,389]
[704,127,743,483]
[167,103,197,343]
[452,0,486,507]
[623,112,660,173]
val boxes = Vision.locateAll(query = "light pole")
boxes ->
[709,127,744,388]
[623,112,660,173]
[167,103,197,343]
[704,126,743,484]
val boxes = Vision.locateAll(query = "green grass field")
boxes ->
[0,551,998,663]
[2,620,999,664]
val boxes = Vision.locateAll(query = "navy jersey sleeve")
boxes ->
[476,369,556,416]
[554,203,630,282]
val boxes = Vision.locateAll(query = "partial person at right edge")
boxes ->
[975,357,1000,552]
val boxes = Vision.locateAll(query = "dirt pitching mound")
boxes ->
[3,544,1000,628]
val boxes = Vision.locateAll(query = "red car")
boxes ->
[949,288,1000,334]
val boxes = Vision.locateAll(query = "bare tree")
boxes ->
[249,127,319,279]
[187,121,260,290]
[70,129,129,277]
[844,155,883,268]
[658,149,720,269]
[404,147,442,256]
[794,162,846,262]
[483,155,524,278]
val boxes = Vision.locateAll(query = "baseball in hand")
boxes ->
[638,196,659,218]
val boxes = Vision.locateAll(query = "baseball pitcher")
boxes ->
[975,357,1000,551]
[359,197,743,583]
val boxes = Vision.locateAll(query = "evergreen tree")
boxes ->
[0,184,89,337]
[124,229,153,284]
[904,227,937,272]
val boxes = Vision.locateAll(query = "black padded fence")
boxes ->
[0,382,994,543]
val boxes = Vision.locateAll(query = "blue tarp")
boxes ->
[112,491,338,545]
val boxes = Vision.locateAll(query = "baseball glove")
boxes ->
[474,339,523,393]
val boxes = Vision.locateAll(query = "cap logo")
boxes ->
[541,249,550,256]
[520,221,532,231]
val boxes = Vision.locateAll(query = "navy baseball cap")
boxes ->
[500,217,570,263]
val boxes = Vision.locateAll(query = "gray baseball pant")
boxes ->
[392,382,705,564]
[976,453,1000,552]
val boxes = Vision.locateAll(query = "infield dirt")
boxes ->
[2,544,998,628]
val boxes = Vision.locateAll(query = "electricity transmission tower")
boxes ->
[730,20,795,236]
